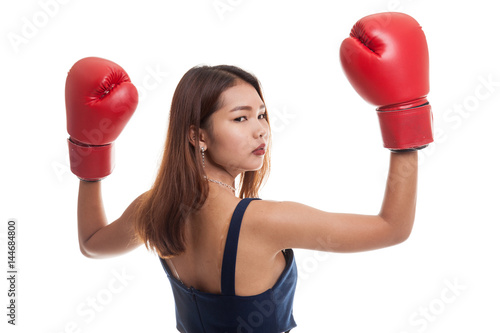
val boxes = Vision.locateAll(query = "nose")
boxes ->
[254,120,268,139]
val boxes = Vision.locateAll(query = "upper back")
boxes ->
[163,192,287,296]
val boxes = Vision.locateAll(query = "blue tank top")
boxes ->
[159,198,298,332]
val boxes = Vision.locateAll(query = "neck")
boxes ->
[203,168,236,187]
[204,176,236,193]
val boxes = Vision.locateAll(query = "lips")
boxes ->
[252,143,266,153]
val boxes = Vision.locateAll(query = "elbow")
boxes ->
[79,242,97,259]
[80,245,92,258]
[392,230,411,245]
[379,215,414,246]
[391,224,414,245]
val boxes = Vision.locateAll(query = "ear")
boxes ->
[188,125,208,149]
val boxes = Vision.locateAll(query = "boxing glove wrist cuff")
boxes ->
[376,101,433,150]
[68,138,115,181]
[389,145,428,153]
[377,97,429,112]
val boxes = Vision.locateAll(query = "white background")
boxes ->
[1,0,499,332]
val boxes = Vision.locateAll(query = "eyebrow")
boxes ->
[229,104,266,112]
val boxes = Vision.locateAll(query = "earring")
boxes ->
[200,147,205,168]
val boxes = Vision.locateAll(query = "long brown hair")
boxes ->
[134,65,272,258]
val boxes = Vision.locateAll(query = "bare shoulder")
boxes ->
[245,199,403,254]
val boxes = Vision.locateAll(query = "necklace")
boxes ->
[204,176,236,192]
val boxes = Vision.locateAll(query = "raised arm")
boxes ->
[252,12,432,254]
[65,57,141,258]
[78,181,144,258]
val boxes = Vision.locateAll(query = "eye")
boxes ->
[234,112,267,122]
[234,116,247,122]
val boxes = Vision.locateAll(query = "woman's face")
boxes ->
[203,81,269,178]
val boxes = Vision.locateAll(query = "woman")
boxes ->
[74,63,419,333]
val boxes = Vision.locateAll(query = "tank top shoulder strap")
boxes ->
[220,197,261,296]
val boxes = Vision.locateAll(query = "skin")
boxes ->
[77,81,418,296]
[193,79,270,190]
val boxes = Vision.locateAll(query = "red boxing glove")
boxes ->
[340,12,433,150]
[66,57,138,181]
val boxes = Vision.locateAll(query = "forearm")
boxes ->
[77,180,144,258]
[378,151,418,240]
[77,180,108,256]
